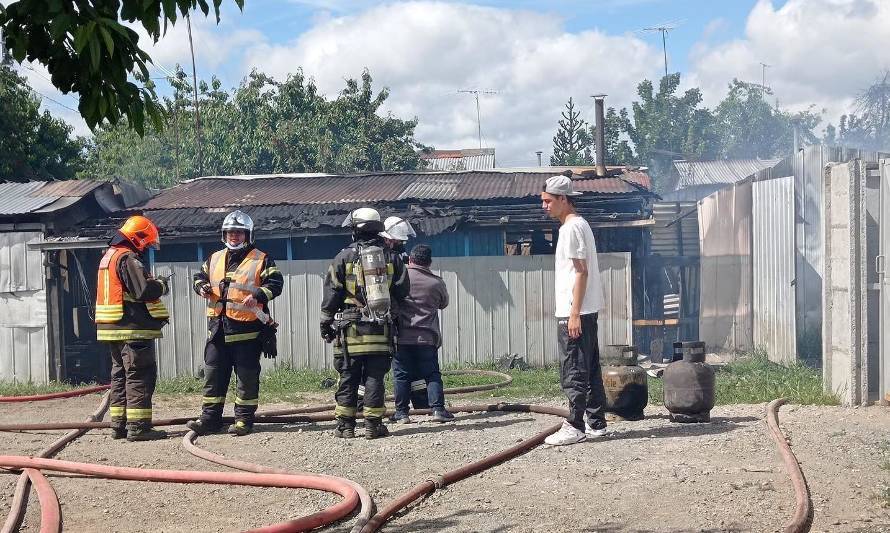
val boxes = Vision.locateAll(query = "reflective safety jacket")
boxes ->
[193,246,283,343]
[321,238,410,356]
[95,246,169,341]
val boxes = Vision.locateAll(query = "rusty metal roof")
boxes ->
[140,170,652,210]
[0,180,111,215]
[31,180,104,197]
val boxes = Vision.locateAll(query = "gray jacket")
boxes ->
[398,264,449,346]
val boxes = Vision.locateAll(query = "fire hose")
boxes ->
[0,373,811,532]
[0,385,110,403]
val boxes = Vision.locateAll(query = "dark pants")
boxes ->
[200,336,262,424]
[393,344,445,414]
[558,312,607,431]
[108,340,157,429]
[334,354,391,420]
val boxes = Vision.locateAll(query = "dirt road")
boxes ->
[2,394,888,532]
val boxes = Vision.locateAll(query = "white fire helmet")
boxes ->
[341,207,384,233]
[379,216,416,242]
[221,210,254,250]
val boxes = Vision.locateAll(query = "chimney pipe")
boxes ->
[535,151,543,167]
[592,94,607,177]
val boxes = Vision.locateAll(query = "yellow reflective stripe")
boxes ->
[97,329,162,341]
[109,406,125,417]
[126,408,152,420]
[95,304,124,323]
[386,263,394,275]
[260,266,280,278]
[363,406,386,418]
[235,397,259,406]
[334,343,391,355]
[202,396,225,404]
[224,332,260,343]
[145,301,169,319]
[349,333,390,344]
[334,405,356,418]
[345,263,353,275]
[327,265,343,288]
[410,379,427,391]
[259,287,273,300]
[202,263,209,273]
[225,272,236,277]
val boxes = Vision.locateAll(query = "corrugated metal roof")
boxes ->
[142,170,653,210]
[421,148,495,170]
[33,180,104,197]
[0,183,58,215]
[673,159,782,189]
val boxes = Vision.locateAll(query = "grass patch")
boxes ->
[0,352,837,406]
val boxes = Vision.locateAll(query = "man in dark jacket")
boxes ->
[321,207,410,439]
[186,210,284,437]
[392,244,453,423]
[95,215,170,441]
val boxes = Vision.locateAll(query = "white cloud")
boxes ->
[689,0,890,129]
[243,1,661,166]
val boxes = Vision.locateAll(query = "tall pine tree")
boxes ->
[550,97,593,165]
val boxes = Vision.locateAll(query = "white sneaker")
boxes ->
[544,421,587,446]
[585,421,607,437]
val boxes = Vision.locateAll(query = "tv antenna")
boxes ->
[759,62,771,96]
[639,20,684,77]
[458,89,498,149]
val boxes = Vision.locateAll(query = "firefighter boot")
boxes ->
[110,419,127,440]
[364,418,390,440]
[126,423,168,442]
[228,420,253,437]
[333,417,356,439]
[186,418,223,436]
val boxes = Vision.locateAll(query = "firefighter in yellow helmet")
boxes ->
[186,210,284,437]
[321,207,410,439]
[94,215,170,441]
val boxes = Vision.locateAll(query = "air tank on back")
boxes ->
[601,345,648,421]
[663,341,715,423]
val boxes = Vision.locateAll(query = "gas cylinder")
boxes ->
[663,341,715,423]
[601,345,648,421]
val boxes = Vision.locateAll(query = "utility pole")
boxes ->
[458,89,498,149]
[186,14,204,176]
[642,23,680,77]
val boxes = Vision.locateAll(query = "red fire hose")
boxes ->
[0,456,360,533]
[766,398,813,533]
[1,391,110,533]
[19,469,59,533]
[0,385,109,403]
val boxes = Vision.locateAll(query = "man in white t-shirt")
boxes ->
[540,174,608,446]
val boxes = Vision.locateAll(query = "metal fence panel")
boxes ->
[698,182,753,353]
[154,254,632,374]
[0,231,48,383]
[752,177,797,363]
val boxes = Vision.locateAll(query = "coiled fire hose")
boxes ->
[0,372,811,533]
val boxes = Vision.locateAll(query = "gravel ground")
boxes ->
[1,393,889,532]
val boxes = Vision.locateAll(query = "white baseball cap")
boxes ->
[544,175,583,196]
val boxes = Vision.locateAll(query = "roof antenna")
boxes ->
[458,89,499,149]
[639,20,684,77]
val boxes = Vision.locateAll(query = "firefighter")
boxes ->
[321,207,410,439]
[380,216,416,262]
[95,215,170,442]
[186,210,283,437]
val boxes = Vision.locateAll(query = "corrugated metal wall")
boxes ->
[154,253,632,377]
[752,177,797,363]
[0,232,49,383]
[698,182,753,354]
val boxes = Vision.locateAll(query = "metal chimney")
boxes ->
[592,94,607,177]
[535,151,543,167]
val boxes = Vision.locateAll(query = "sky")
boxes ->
[14,0,890,168]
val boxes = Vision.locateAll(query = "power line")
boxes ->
[186,13,204,176]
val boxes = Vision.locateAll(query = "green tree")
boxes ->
[0,65,85,181]
[713,79,819,159]
[550,97,593,165]
[0,0,244,134]
[621,74,719,188]
[591,106,637,166]
[824,71,890,151]
[81,68,428,188]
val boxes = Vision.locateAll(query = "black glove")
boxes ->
[258,321,278,359]
[321,321,336,343]
[199,282,212,296]
[156,275,171,295]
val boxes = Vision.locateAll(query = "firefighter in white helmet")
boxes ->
[186,210,284,437]
[320,207,410,439]
[380,216,416,261]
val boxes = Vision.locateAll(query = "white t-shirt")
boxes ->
[554,215,604,318]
